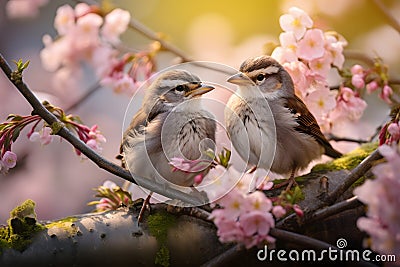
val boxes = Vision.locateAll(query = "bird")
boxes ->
[225,55,342,190]
[120,69,216,191]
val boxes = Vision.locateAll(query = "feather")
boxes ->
[284,95,342,158]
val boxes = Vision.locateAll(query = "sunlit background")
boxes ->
[0,0,399,223]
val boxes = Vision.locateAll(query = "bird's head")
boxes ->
[227,56,294,99]
[145,70,214,106]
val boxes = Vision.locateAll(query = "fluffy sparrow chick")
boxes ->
[225,56,341,189]
[121,69,216,188]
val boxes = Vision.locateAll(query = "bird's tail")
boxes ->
[325,146,343,159]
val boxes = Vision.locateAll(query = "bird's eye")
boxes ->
[175,85,185,92]
[256,74,265,81]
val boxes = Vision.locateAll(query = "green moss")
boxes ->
[312,142,378,172]
[155,244,170,267]
[45,216,78,235]
[147,211,177,267]
[0,199,46,252]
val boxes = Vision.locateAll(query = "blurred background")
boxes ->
[0,0,399,223]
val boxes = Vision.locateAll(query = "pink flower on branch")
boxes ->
[2,151,17,169]
[101,8,131,45]
[297,29,325,61]
[354,145,400,257]
[279,7,313,40]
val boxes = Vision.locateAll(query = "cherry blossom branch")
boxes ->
[371,0,400,34]
[0,53,204,206]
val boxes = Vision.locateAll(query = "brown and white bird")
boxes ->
[225,56,341,189]
[120,69,216,189]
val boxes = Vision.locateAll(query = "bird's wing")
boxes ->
[118,99,171,166]
[284,95,342,158]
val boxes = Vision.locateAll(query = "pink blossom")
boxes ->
[240,211,275,236]
[101,8,131,44]
[329,87,367,122]
[293,204,304,217]
[380,84,393,104]
[217,189,249,220]
[215,218,244,243]
[350,64,364,75]
[54,4,75,35]
[366,81,379,94]
[194,174,204,184]
[324,34,346,69]
[305,86,337,118]
[246,191,272,213]
[271,32,298,63]
[74,3,92,17]
[29,127,53,145]
[96,198,114,211]
[86,125,106,153]
[354,145,400,256]
[103,180,118,189]
[2,151,17,169]
[387,123,400,142]
[272,205,287,219]
[169,157,211,173]
[297,29,325,61]
[101,72,136,94]
[351,74,365,89]
[6,0,48,18]
[309,54,332,78]
[279,7,313,40]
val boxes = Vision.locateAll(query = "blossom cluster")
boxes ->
[88,180,132,212]
[271,7,367,131]
[0,103,107,175]
[0,114,42,174]
[354,145,400,257]
[40,3,155,94]
[209,177,277,249]
[347,62,393,104]
[198,163,303,249]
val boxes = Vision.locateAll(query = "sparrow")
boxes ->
[120,69,216,189]
[225,56,342,189]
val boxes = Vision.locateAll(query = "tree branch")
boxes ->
[0,53,204,206]
[324,149,382,204]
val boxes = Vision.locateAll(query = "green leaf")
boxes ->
[11,127,21,142]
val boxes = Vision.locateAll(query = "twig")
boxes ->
[0,53,204,207]
[324,149,382,205]
[128,18,192,62]
[327,134,369,144]
[371,0,400,34]
[307,196,362,224]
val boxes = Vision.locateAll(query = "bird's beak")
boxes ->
[227,72,254,86]
[185,84,214,98]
